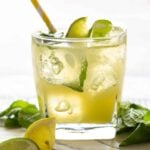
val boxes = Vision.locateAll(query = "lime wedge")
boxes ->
[0,138,40,150]
[66,17,89,38]
[24,117,56,150]
[90,19,112,37]
[63,58,88,92]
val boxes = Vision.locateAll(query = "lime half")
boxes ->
[0,138,40,150]
[66,17,89,38]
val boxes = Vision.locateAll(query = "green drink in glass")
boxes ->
[32,17,126,139]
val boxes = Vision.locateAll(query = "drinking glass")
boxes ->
[32,26,126,139]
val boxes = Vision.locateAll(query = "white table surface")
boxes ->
[0,126,150,150]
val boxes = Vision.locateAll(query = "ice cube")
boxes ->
[38,47,88,91]
[49,53,64,74]
[84,64,117,92]
[65,53,76,68]
[38,50,64,83]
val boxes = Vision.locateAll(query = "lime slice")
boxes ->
[24,117,56,150]
[0,138,39,150]
[66,17,89,38]
[90,19,112,37]
[63,58,88,92]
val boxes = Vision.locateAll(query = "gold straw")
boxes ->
[31,0,57,33]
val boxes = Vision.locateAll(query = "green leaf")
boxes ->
[0,100,30,117]
[117,117,134,134]
[18,104,42,128]
[0,100,42,128]
[117,102,149,133]
[122,108,144,127]
[40,31,64,38]
[4,118,20,128]
[79,58,88,88]
[144,111,150,122]
[130,103,150,112]
[120,123,150,146]
[90,19,112,37]
[10,100,29,109]
[118,102,150,146]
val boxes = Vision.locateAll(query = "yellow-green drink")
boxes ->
[32,25,126,139]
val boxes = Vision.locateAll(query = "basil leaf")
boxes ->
[120,123,150,146]
[40,31,64,38]
[122,108,144,127]
[0,100,29,117]
[117,102,149,133]
[4,118,20,128]
[0,100,42,128]
[18,104,42,128]
[118,101,150,146]
[144,111,150,121]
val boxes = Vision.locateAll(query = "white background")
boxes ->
[0,0,150,103]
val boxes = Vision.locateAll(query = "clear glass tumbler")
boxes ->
[32,26,126,140]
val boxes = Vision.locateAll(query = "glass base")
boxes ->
[56,123,116,140]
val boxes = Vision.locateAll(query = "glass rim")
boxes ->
[32,26,126,43]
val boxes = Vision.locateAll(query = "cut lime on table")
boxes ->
[0,138,40,150]
[24,117,56,150]
[66,17,89,37]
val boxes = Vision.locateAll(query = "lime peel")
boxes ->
[90,19,112,37]
[66,17,112,38]
[0,138,40,150]
[66,17,89,38]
